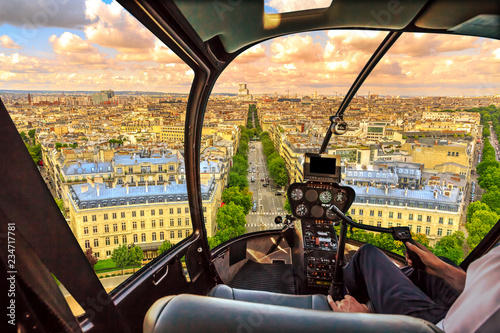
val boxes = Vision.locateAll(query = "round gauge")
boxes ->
[319,190,332,203]
[290,188,303,201]
[326,207,337,220]
[305,189,318,202]
[311,205,324,218]
[304,230,314,238]
[295,204,308,217]
[334,191,347,204]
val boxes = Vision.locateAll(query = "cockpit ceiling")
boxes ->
[172,0,500,54]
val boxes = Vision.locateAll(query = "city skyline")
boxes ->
[1,0,499,96]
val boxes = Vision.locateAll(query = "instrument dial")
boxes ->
[311,205,324,218]
[305,189,318,202]
[334,191,347,204]
[290,188,303,201]
[326,206,337,220]
[319,191,332,203]
[295,204,308,217]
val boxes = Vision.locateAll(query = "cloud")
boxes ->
[271,35,323,63]
[234,44,267,64]
[85,0,155,52]
[0,0,90,29]
[49,32,113,67]
[266,0,332,13]
[0,35,22,49]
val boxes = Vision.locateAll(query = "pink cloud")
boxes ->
[234,45,266,64]
[49,32,113,67]
[0,35,22,49]
[271,35,323,63]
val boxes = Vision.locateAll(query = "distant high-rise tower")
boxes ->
[238,83,249,97]
[28,93,31,105]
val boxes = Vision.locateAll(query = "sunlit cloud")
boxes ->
[0,35,22,49]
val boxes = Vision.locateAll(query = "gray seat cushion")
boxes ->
[208,284,332,311]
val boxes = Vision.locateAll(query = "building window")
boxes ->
[425,227,430,235]
[186,230,190,237]
[159,209,163,215]
[418,215,422,222]
[113,224,118,232]
[105,237,110,245]
[389,212,393,218]
[178,230,182,238]
[169,208,174,214]
[427,216,432,223]
[85,240,90,249]
[114,236,118,245]
[122,235,127,244]
[104,224,109,233]
[409,214,413,220]
[170,231,175,238]
[129,167,133,173]
[159,219,164,227]
[185,218,190,226]
[133,234,138,243]
[377,221,382,227]
[185,207,189,213]
[359,209,363,216]
[106,250,111,256]
[416,226,421,233]
[93,226,98,233]
[121,212,125,218]
[160,232,164,241]
[178,218,182,226]
[437,228,443,236]
[104,213,108,220]
[132,211,136,217]
[447,230,452,236]
[152,232,157,241]
[448,218,454,225]
[397,213,402,219]
[133,221,137,229]
[92,215,96,222]
[170,219,174,227]
[151,209,155,216]
[439,217,444,224]
[203,207,207,213]
[141,233,146,242]
[408,224,412,231]
[121,222,126,231]
[378,211,382,217]
[112,213,117,219]
[140,210,144,217]
[370,210,374,217]
[94,239,99,247]
[351,209,355,215]
[388,222,393,227]
[152,220,156,228]
[158,165,163,172]
[141,221,145,229]
[83,216,88,222]
[177,208,181,214]
[84,227,89,235]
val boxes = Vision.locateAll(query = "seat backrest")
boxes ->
[144,294,443,333]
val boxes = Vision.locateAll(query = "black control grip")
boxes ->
[405,238,425,271]
[392,227,425,271]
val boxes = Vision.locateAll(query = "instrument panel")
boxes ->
[288,182,355,291]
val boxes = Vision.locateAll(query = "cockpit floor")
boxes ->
[228,260,295,294]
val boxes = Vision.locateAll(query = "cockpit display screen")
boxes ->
[304,153,341,183]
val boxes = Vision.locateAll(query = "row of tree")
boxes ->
[20,129,43,165]
[259,132,288,187]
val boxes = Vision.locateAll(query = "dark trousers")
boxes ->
[343,244,461,324]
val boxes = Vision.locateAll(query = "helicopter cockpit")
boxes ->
[2,1,500,333]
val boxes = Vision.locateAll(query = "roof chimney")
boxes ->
[126,183,129,194]
[96,185,100,197]
[164,183,167,192]
[385,185,388,194]
[366,185,369,193]
[434,190,438,199]
[404,188,408,196]
[145,182,148,193]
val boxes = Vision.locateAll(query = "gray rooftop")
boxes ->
[113,154,178,165]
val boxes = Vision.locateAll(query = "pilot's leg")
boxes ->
[401,256,461,309]
[343,244,448,323]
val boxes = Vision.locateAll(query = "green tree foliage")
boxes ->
[466,201,491,222]
[28,129,36,139]
[466,209,499,252]
[482,127,490,137]
[111,244,131,275]
[55,198,65,214]
[432,231,465,264]
[480,186,500,214]
[228,171,248,189]
[20,131,28,142]
[222,187,253,215]
[158,240,173,255]
[208,202,246,249]
[129,245,144,272]
[284,196,291,214]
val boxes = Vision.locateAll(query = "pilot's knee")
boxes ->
[357,244,383,259]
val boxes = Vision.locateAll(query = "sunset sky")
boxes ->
[0,0,499,96]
